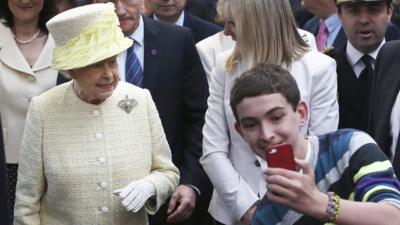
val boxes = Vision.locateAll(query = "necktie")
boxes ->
[359,55,374,86]
[125,42,143,88]
[359,55,374,131]
[316,20,328,51]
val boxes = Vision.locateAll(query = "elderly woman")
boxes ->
[13,3,179,225]
[200,0,338,224]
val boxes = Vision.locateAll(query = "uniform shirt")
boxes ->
[345,40,384,78]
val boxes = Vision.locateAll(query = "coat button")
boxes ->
[97,157,106,164]
[99,181,108,189]
[27,76,36,83]
[95,133,104,140]
[100,206,109,214]
[254,160,261,167]
[93,110,100,116]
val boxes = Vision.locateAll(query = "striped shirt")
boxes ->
[253,129,400,225]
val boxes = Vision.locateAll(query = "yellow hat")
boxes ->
[46,3,132,70]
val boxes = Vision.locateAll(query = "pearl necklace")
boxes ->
[13,29,40,45]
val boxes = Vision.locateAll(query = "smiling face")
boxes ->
[8,0,44,24]
[338,2,392,53]
[70,56,119,104]
[234,94,308,160]
[150,0,185,23]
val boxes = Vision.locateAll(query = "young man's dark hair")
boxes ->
[230,63,300,121]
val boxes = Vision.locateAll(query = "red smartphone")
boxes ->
[266,144,296,171]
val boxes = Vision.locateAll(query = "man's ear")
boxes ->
[337,6,342,17]
[234,122,244,138]
[296,101,308,128]
[387,4,393,22]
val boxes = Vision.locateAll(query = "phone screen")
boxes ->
[266,144,296,171]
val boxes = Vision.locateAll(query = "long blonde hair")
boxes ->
[225,0,309,72]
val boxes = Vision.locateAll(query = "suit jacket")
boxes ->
[335,45,372,131]
[0,23,58,164]
[195,31,235,83]
[201,49,338,225]
[183,11,222,43]
[369,40,400,159]
[150,11,222,43]
[13,82,179,225]
[302,16,347,56]
[185,0,218,25]
[0,119,11,225]
[289,0,313,27]
[141,17,212,224]
[302,16,400,56]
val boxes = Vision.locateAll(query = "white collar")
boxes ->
[128,15,144,46]
[346,40,385,67]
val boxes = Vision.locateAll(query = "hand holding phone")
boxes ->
[266,144,296,171]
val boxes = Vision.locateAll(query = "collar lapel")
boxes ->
[31,35,54,72]
[143,17,161,92]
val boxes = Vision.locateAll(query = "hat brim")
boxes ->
[336,0,387,5]
[51,9,133,70]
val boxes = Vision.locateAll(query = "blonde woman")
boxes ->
[196,0,317,84]
[200,0,338,224]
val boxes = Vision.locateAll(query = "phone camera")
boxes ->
[268,148,277,154]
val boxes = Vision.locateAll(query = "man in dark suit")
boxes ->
[335,0,396,132]
[290,0,313,27]
[369,40,400,179]
[185,0,218,25]
[302,0,345,54]
[94,0,212,224]
[148,0,221,43]
[302,0,400,56]
[0,119,11,225]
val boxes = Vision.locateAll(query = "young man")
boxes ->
[230,63,400,225]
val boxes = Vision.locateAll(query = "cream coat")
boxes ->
[14,82,179,225]
[0,23,58,163]
[200,49,338,225]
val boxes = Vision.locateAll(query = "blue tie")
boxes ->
[125,42,143,87]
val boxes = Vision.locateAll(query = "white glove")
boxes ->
[114,179,156,212]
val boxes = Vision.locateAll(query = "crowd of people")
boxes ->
[1,0,400,225]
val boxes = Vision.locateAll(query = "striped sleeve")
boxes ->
[349,133,400,209]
